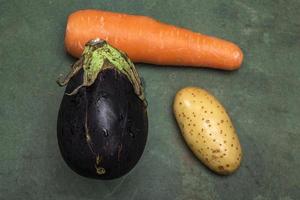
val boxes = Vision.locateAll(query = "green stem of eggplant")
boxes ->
[56,39,146,106]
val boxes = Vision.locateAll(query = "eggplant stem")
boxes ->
[65,83,86,96]
[123,58,147,106]
[56,57,83,86]
[57,40,147,106]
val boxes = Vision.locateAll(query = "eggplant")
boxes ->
[56,39,148,179]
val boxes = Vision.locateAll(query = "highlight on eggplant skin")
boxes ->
[56,39,148,179]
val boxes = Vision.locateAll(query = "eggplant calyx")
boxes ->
[57,39,146,106]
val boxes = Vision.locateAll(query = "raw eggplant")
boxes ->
[57,39,148,179]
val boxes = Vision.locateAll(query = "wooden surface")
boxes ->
[0,0,299,199]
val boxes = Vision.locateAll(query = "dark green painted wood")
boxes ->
[0,1,299,199]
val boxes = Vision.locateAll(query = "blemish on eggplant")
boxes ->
[117,144,123,161]
[95,155,106,175]
[129,131,135,138]
[102,128,109,137]
[119,113,124,121]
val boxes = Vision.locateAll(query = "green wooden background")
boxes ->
[0,0,299,199]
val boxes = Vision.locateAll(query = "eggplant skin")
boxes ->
[57,67,148,179]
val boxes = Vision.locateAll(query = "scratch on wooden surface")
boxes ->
[103,175,128,199]
[0,155,57,162]
[130,188,138,200]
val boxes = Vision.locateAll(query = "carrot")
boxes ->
[65,9,243,70]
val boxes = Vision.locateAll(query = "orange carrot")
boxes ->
[65,9,243,70]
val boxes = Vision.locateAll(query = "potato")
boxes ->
[173,87,242,175]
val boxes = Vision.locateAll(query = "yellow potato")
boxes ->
[173,87,242,175]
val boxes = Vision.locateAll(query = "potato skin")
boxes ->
[57,68,148,179]
[173,87,242,175]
